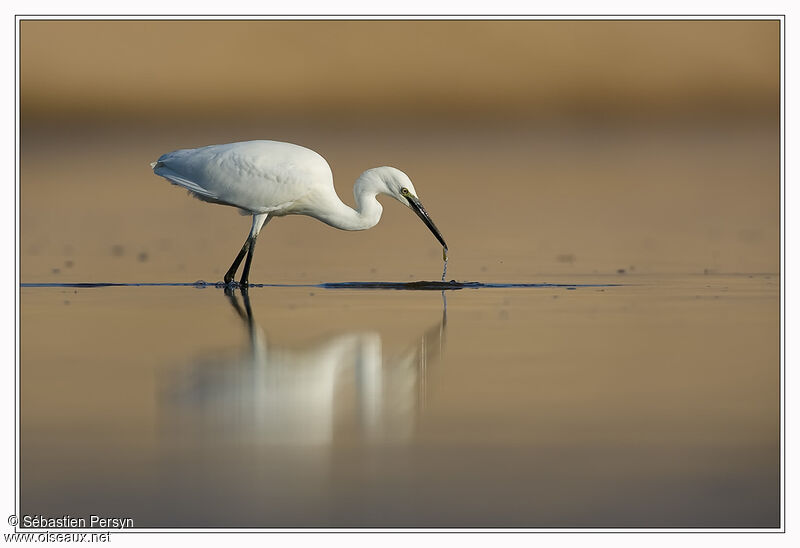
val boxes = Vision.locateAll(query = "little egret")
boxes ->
[151,140,448,286]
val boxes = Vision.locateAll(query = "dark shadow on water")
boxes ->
[315,280,617,290]
[21,280,622,290]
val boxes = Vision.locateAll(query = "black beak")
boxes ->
[407,196,447,250]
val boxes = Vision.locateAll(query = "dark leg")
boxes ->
[239,233,260,288]
[224,235,252,285]
[225,213,269,287]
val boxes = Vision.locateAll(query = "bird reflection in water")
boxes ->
[162,288,447,445]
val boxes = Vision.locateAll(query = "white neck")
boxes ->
[311,173,385,231]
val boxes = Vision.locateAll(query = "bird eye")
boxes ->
[401,187,409,195]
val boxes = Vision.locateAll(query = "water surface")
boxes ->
[20,274,779,527]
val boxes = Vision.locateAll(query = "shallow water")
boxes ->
[19,119,779,527]
[20,274,778,528]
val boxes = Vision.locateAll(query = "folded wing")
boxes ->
[152,140,333,214]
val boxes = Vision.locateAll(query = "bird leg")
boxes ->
[224,236,252,286]
[224,213,270,288]
[239,232,260,288]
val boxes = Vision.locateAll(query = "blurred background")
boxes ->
[20,19,780,283]
[19,20,781,527]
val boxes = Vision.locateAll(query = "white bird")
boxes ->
[151,140,447,287]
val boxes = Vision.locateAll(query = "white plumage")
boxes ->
[151,140,447,287]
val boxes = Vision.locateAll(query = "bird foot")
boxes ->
[222,279,250,291]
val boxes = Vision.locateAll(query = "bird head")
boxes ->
[366,166,448,250]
